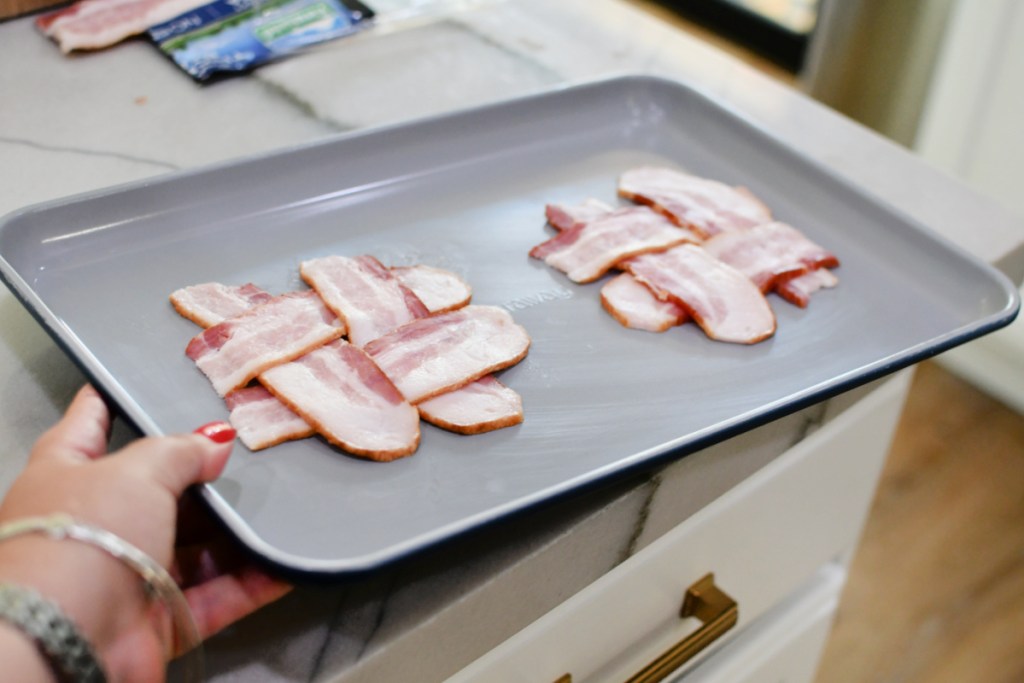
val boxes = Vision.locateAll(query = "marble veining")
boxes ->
[252,79,357,136]
[788,400,831,448]
[0,136,181,172]
[256,18,564,130]
[617,473,663,564]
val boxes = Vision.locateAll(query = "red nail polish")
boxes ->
[194,421,236,443]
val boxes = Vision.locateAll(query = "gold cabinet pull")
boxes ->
[624,573,738,683]
[553,574,736,683]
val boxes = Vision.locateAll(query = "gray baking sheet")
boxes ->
[1,75,1018,574]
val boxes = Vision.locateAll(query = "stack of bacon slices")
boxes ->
[531,166,840,344]
[171,256,531,461]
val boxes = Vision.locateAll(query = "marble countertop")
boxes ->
[2,1,1022,680]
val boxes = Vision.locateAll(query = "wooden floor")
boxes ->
[619,3,1024,680]
[816,361,1024,683]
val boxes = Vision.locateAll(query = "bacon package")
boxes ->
[148,0,374,81]
[530,166,841,343]
[171,257,530,461]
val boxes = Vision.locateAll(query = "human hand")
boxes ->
[0,385,291,682]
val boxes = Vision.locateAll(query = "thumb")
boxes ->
[117,423,235,498]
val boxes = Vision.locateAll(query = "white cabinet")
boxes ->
[448,372,912,683]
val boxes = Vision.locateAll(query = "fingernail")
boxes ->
[194,421,236,444]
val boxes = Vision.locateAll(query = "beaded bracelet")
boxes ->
[0,514,203,682]
[0,582,106,682]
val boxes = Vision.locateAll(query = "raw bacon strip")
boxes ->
[172,282,314,448]
[225,386,315,451]
[301,255,430,348]
[546,199,690,332]
[625,245,776,344]
[529,206,699,283]
[390,265,472,314]
[600,272,689,332]
[702,222,840,293]
[186,291,345,396]
[545,199,616,231]
[418,376,523,434]
[776,268,839,308]
[315,256,522,435]
[387,265,527,433]
[260,340,420,461]
[618,167,772,238]
[170,282,274,329]
[36,0,209,53]
[365,305,531,404]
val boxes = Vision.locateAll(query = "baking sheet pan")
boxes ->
[1,75,1018,574]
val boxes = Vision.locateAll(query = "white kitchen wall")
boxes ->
[803,0,1024,412]
[914,0,1024,413]
[802,0,955,148]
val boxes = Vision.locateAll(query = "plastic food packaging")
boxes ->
[148,0,375,81]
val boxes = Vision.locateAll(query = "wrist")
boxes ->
[0,582,107,682]
[0,513,204,682]
[0,617,59,682]
[0,532,145,657]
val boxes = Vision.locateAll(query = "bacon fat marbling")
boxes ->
[260,340,421,461]
[365,305,531,404]
[301,254,430,348]
[170,282,274,329]
[618,166,772,238]
[702,221,839,293]
[625,245,776,344]
[530,205,699,283]
[417,376,524,434]
[186,291,344,396]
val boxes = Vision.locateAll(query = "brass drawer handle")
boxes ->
[625,573,738,683]
[555,573,737,683]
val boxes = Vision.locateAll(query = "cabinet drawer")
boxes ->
[447,373,910,683]
[678,565,843,683]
